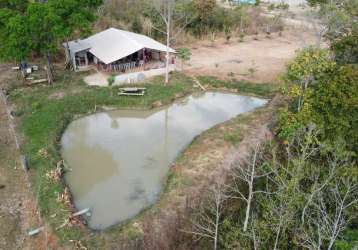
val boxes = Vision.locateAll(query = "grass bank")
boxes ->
[198,75,279,98]
[8,70,278,246]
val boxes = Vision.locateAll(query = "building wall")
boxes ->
[114,65,176,85]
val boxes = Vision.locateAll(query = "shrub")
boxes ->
[107,75,115,86]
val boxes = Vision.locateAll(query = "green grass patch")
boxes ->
[223,132,243,145]
[197,75,279,98]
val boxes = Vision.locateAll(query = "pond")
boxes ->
[61,92,267,230]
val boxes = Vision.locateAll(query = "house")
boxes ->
[64,28,176,74]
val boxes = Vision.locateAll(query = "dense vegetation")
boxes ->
[185,1,358,249]
[0,0,102,62]
[197,47,358,250]
[0,0,102,83]
[97,0,278,43]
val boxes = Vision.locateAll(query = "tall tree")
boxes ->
[150,0,195,85]
[0,10,31,63]
[190,183,226,250]
[0,0,102,83]
[228,144,272,232]
[0,0,28,13]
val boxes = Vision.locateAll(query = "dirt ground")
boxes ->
[0,65,46,250]
[185,29,318,83]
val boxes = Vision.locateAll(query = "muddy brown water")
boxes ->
[61,92,267,230]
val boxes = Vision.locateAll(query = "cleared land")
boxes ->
[185,30,318,83]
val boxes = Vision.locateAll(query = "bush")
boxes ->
[280,47,358,150]
[331,29,358,64]
[107,75,115,86]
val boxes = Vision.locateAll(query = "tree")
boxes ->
[0,0,102,83]
[224,25,232,43]
[331,29,358,64]
[46,0,103,74]
[0,10,31,63]
[49,0,103,44]
[0,0,28,13]
[189,183,226,250]
[306,65,358,150]
[150,0,195,85]
[177,47,191,70]
[306,0,358,46]
[285,47,335,111]
[26,2,63,83]
[282,57,358,150]
[278,47,336,140]
[193,0,216,23]
[228,144,272,232]
[300,178,358,250]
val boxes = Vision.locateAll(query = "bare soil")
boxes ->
[185,30,318,83]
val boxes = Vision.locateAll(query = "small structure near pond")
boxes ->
[64,28,176,82]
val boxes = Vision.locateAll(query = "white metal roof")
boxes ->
[65,40,91,53]
[67,28,175,64]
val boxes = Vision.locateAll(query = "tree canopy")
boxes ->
[0,0,102,64]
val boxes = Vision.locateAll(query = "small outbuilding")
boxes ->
[64,28,176,73]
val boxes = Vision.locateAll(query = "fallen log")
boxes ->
[193,77,206,91]
[28,79,47,85]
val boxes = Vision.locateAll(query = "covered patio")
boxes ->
[95,48,174,74]
[84,64,176,86]
[64,28,176,75]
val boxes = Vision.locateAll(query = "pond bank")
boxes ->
[103,95,282,249]
[61,92,267,230]
[7,71,279,248]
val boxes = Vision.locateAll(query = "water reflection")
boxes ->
[61,92,267,229]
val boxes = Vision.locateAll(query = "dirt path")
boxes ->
[184,30,318,83]
[0,65,46,250]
